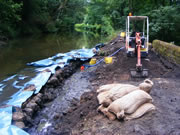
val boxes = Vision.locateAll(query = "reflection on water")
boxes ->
[0,32,104,104]
[0,33,101,81]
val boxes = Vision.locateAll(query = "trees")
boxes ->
[0,0,179,44]
[0,0,22,37]
[147,6,180,44]
[0,0,86,37]
[76,0,180,44]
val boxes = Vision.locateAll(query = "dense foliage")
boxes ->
[0,0,179,44]
[0,0,22,37]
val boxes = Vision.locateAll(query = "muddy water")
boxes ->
[0,33,102,104]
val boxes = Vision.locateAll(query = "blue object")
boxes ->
[7,91,34,107]
[3,75,16,82]
[0,84,6,92]
[95,43,104,49]
[0,107,12,128]
[27,58,55,67]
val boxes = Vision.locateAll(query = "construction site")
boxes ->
[0,12,180,135]
[24,24,180,134]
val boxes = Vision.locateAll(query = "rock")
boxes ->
[14,121,26,129]
[12,112,25,121]
[23,84,36,91]
[41,69,51,73]
[32,96,42,105]
[26,102,39,111]
[53,113,61,120]
[23,108,34,117]
[55,70,63,77]
[44,92,55,101]
[36,93,43,98]
[47,76,60,86]
[23,114,33,126]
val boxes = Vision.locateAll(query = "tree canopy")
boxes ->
[0,0,179,44]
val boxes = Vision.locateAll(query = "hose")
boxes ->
[83,46,125,69]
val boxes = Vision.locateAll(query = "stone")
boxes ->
[12,112,25,121]
[14,121,25,129]
[32,96,42,105]
[26,102,39,111]
[23,84,36,91]
[47,76,59,86]
[23,108,34,117]
[36,93,43,98]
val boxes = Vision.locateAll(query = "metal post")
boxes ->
[147,17,149,51]
[143,19,145,37]
[127,16,130,48]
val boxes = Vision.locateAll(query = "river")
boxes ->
[0,32,105,105]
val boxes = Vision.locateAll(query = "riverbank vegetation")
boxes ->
[0,0,179,44]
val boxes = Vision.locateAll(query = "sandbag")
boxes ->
[139,79,154,93]
[97,83,134,93]
[97,105,116,120]
[125,103,156,120]
[100,85,139,107]
[97,91,111,105]
[108,90,153,119]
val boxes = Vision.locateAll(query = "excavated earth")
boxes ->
[27,36,180,135]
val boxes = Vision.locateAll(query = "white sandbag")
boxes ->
[108,90,153,119]
[101,85,139,107]
[97,91,111,105]
[97,83,134,93]
[125,103,156,120]
[97,105,116,120]
[139,79,153,93]
[97,84,119,93]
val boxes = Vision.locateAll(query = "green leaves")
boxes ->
[0,0,22,37]
[147,6,180,44]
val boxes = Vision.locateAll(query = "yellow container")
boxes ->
[89,58,96,65]
[120,32,126,37]
[104,57,113,64]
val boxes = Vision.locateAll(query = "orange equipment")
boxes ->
[125,16,149,77]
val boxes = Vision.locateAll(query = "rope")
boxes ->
[83,46,125,68]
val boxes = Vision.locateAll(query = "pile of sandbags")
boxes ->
[97,79,156,121]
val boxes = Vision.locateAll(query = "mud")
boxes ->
[27,36,180,135]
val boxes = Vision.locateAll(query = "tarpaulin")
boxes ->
[0,125,29,135]
[27,58,55,67]
[3,75,17,82]
[7,91,34,107]
[27,48,96,67]
[0,84,6,92]
[27,71,51,94]
[0,107,12,128]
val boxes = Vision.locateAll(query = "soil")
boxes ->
[28,36,180,135]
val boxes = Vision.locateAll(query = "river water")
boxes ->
[0,32,104,105]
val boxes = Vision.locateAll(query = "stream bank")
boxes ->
[21,35,180,135]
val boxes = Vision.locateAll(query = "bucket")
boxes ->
[89,58,96,65]
[120,32,126,37]
[104,57,113,64]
